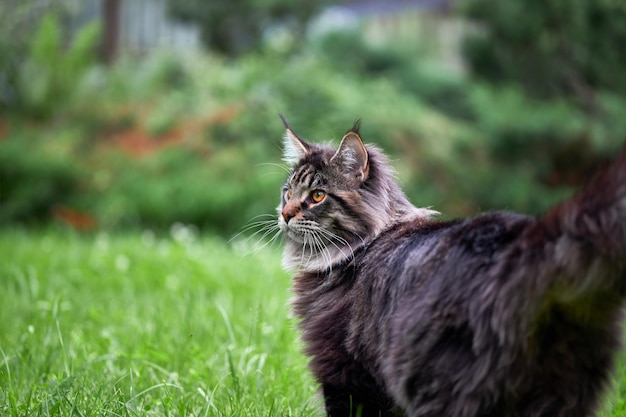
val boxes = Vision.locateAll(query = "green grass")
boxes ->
[0,228,320,416]
[1,228,626,416]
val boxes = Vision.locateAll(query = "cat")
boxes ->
[275,116,626,417]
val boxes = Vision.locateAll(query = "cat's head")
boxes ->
[278,117,437,272]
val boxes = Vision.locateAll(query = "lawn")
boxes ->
[0,228,320,416]
[1,228,626,416]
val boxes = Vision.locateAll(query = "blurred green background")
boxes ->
[2,0,626,237]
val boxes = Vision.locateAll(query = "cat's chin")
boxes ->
[282,238,354,272]
[284,230,306,244]
[282,254,340,273]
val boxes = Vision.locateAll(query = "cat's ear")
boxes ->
[331,128,369,184]
[280,114,311,166]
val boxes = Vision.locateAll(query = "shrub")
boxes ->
[3,13,100,119]
[85,142,283,236]
[3,28,625,234]
[0,129,82,225]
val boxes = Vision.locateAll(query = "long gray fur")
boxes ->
[277,120,626,417]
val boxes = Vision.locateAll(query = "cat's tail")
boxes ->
[502,146,626,322]
[478,145,626,367]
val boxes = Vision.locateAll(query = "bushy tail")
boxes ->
[493,146,626,339]
[407,147,626,417]
[537,146,626,301]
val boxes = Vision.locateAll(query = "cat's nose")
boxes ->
[281,204,300,223]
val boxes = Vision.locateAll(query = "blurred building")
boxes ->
[23,0,464,71]
[85,0,201,61]
[314,0,464,73]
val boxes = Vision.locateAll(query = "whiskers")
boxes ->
[231,213,365,274]
[229,213,282,256]
[256,162,292,178]
[292,222,362,272]
[299,230,332,273]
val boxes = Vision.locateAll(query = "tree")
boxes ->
[462,0,626,109]
[166,0,330,57]
[0,0,99,116]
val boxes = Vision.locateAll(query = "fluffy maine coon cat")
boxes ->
[275,117,626,417]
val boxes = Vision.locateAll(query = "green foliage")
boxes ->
[0,129,82,225]
[0,0,74,112]
[17,14,100,118]
[457,0,626,205]
[314,30,411,77]
[314,31,476,121]
[0,1,101,118]
[2,26,625,233]
[94,146,279,234]
[462,0,626,103]
[167,0,330,56]
[0,230,319,416]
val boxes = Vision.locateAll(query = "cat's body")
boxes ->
[276,118,626,417]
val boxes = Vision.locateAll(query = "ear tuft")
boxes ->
[331,131,369,184]
[280,115,310,166]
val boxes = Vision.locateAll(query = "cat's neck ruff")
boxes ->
[277,123,438,274]
[282,207,438,273]
[282,240,358,273]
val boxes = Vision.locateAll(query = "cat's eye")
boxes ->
[311,190,326,203]
[285,189,292,199]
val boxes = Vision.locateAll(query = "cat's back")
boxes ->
[348,211,535,404]
[360,211,533,295]
[349,210,533,352]
[354,210,621,417]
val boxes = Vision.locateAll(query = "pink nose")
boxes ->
[281,203,300,222]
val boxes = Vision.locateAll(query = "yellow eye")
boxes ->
[311,190,326,203]
[285,190,292,199]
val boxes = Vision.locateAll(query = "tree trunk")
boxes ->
[102,0,120,63]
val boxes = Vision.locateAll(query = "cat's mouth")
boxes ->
[280,221,324,246]
[278,216,307,241]
[283,226,307,244]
